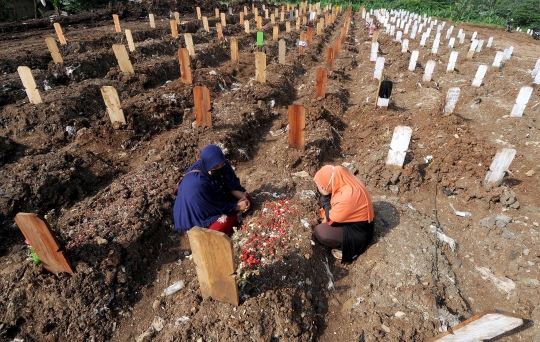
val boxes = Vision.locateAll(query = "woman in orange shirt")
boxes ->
[313,165,375,262]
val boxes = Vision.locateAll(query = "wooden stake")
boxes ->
[315,67,328,99]
[53,23,67,45]
[273,26,279,41]
[231,37,238,62]
[333,38,340,58]
[215,8,219,19]
[184,33,195,56]
[340,27,346,42]
[288,105,306,150]
[203,16,209,32]
[244,21,250,34]
[244,6,248,16]
[45,37,63,64]
[265,9,269,19]
[174,11,180,25]
[113,14,121,33]
[240,12,244,25]
[187,227,238,306]
[112,44,134,74]
[296,17,301,30]
[196,7,201,20]
[193,86,212,127]
[100,86,126,124]
[255,52,266,84]
[279,39,286,64]
[316,22,322,35]
[14,213,74,275]
[281,11,284,22]
[299,31,307,53]
[286,21,291,32]
[125,29,135,52]
[216,23,224,40]
[221,12,227,27]
[326,48,334,70]
[178,48,192,85]
[257,16,262,30]
[17,66,42,104]
[271,13,275,24]
[149,14,155,28]
[372,30,379,42]
[170,19,178,37]
[307,27,313,44]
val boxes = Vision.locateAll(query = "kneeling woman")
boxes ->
[173,144,250,235]
[313,165,374,263]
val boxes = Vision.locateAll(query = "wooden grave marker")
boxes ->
[443,87,460,115]
[100,86,126,124]
[244,6,248,16]
[221,12,227,27]
[53,23,67,45]
[296,17,301,30]
[370,42,378,62]
[340,27,346,42]
[255,52,266,83]
[372,30,379,42]
[230,37,238,62]
[45,37,63,64]
[334,38,340,58]
[113,14,121,32]
[187,227,238,306]
[408,50,419,71]
[257,16,262,30]
[307,27,313,44]
[326,48,334,70]
[317,20,322,35]
[423,60,436,82]
[112,44,134,74]
[510,86,533,117]
[196,7,201,20]
[288,105,306,150]
[286,21,291,32]
[244,20,250,34]
[314,67,328,99]
[203,16,209,32]
[447,51,458,73]
[174,11,180,25]
[386,126,413,167]
[215,8,219,18]
[170,19,178,37]
[273,26,279,41]
[299,31,307,53]
[125,29,135,52]
[279,39,286,64]
[256,31,264,46]
[281,11,285,22]
[471,65,488,87]
[14,213,74,275]
[240,12,244,25]
[374,57,385,80]
[184,33,195,56]
[149,14,155,28]
[216,23,224,40]
[178,48,192,84]
[467,40,478,59]
[484,149,516,186]
[430,310,523,341]
[193,86,212,127]
[17,66,42,104]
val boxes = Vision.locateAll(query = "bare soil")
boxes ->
[1,2,540,342]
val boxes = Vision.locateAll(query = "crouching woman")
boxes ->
[313,165,374,263]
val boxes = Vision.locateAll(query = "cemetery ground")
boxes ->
[1,2,540,341]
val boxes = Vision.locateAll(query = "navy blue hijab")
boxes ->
[173,144,245,232]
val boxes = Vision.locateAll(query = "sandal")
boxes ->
[331,249,343,260]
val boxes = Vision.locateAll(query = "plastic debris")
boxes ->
[162,280,184,296]
[323,256,335,290]
[450,203,472,217]
[65,126,75,135]
[430,225,456,251]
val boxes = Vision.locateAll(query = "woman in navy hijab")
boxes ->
[173,144,250,235]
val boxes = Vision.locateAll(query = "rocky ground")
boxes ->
[1,1,539,341]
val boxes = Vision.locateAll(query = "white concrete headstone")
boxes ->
[458,28,463,36]
[459,33,465,44]
[447,51,458,72]
[390,25,395,36]
[400,20,405,29]
[472,65,488,87]
[484,148,516,186]
[510,86,533,117]
[410,24,418,39]
[423,60,436,82]
[432,38,440,54]
[446,26,453,39]
[503,46,514,60]
[530,58,540,77]
[409,50,419,71]
[534,70,540,84]
[374,57,385,80]
[396,18,401,28]
[435,32,441,41]
[469,39,479,51]
[386,126,413,167]
[449,37,455,48]
[471,31,477,40]
[404,23,410,34]
[396,31,403,42]
[443,87,460,114]
[492,52,504,68]
[487,37,494,48]
[401,39,409,53]
[420,32,428,46]
[476,39,484,52]
[370,42,379,62]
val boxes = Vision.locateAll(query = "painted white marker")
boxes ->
[532,58,540,77]
[374,57,385,80]
[401,39,409,53]
[492,51,504,69]
[449,37,455,48]
[472,65,488,87]
[486,36,494,48]
[410,24,418,39]
[471,31,477,40]
[459,33,465,44]
[420,32,428,46]
[510,86,533,117]
[447,51,458,72]
[484,148,516,186]
[386,126,413,167]
[443,87,460,114]
[395,31,403,42]
[476,39,484,52]
[423,60,436,82]
[432,38,440,54]
[409,50,419,71]
[370,42,379,62]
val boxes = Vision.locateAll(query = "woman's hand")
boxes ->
[237,199,249,212]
